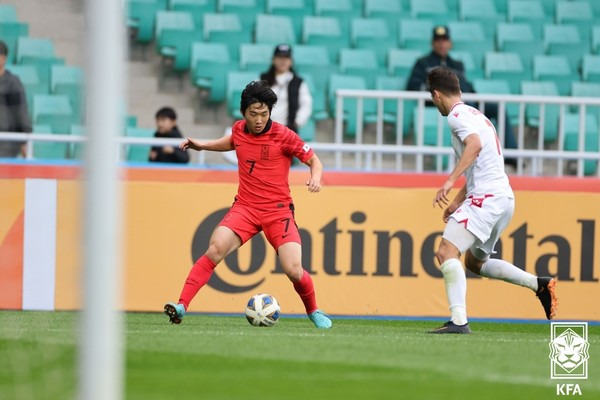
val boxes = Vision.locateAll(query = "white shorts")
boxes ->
[442,195,515,261]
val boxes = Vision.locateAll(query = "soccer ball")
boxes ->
[245,294,281,327]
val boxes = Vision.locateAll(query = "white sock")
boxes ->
[441,258,468,326]
[480,259,538,291]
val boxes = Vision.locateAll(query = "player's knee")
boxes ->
[435,248,451,265]
[205,242,226,263]
[285,263,303,282]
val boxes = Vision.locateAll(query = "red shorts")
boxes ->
[218,202,301,250]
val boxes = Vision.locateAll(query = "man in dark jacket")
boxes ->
[0,40,32,158]
[407,27,517,166]
[149,107,189,163]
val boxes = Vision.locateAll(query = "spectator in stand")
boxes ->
[0,40,32,158]
[406,26,517,168]
[260,44,312,133]
[149,107,189,163]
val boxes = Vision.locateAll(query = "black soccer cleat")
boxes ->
[163,302,185,325]
[428,321,472,334]
[536,277,558,320]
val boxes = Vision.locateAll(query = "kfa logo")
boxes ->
[550,322,589,396]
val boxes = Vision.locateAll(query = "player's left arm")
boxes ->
[304,155,322,193]
[433,134,482,208]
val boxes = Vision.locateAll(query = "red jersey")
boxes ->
[229,119,314,208]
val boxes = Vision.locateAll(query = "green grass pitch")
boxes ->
[0,311,598,400]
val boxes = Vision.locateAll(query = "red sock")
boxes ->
[178,255,217,310]
[293,270,318,315]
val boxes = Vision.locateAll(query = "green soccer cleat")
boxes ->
[164,302,185,324]
[308,310,332,329]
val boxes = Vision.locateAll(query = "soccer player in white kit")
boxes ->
[426,67,558,334]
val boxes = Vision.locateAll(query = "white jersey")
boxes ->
[447,102,514,199]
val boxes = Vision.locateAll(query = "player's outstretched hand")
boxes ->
[433,180,453,209]
[306,178,321,193]
[180,137,202,151]
[443,202,459,223]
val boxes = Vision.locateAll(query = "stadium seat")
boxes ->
[328,74,374,137]
[459,0,503,38]
[203,13,246,59]
[364,0,407,36]
[388,49,423,78]
[507,0,548,39]
[582,54,600,82]
[218,0,262,34]
[303,16,347,63]
[190,42,235,102]
[0,22,29,64]
[415,106,451,147]
[521,81,560,142]
[33,94,74,134]
[239,43,273,72]
[154,10,195,55]
[473,78,518,121]
[485,52,528,95]
[267,0,309,41]
[255,14,296,45]
[350,19,393,66]
[9,65,47,116]
[533,55,576,96]
[544,25,583,72]
[301,72,328,121]
[410,0,455,26]
[450,51,483,81]
[31,126,69,160]
[127,0,167,43]
[448,22,494,69]
[538,0,557,15]
[0,4,17,22]
[314,0,360,38]
[571,81,600,121]
[593,27,600,54]
[293,45,334,96]
[496,23,544,71]
[51,65,84,122]
[339,48,382,88]
[374,75,414,135]
[563,113,599,176]
[69,124,85,159]
[170,0,215,30]
[555,1,594,46]
[398,19,434,50]
[16,37,64,89]
[226,71,259,119]
[125,127,154,162]
[158,29,204,72]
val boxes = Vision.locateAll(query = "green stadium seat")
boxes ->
[226,71,259,119]
[190,42,235,102]
[374,75,414,135]
[301,72,328,121]
[218,0,262,34]
[255,14,296,45]
[492,0,508,15]
[239,43,273,72]
[473,78,519,121]
[170,0,215,30]
[16,37,65,89]
[293,45,334,94]
[450,51,483,80]
[51,65,84,122]
[351,19,393,66]
[533,55,576,96]
[416,106,451,146]
[507,1,548,39]
[267,0,308,41]
[538,0,557,15]
[563,113,599,176]
[158,29,203,72]
[303,16,348,63]
[0,22,29,64]
[582,54,600,82]
[448,22,494,69]
[125,127,154,162]
[410,0,455,26]
[31,128,69,160]
[544,25,583,72]
[328,74,375,137]
[314,0,360,38]
[521,81,560,142]
[496,23,544,71]
[555,1,593,46]
[8,65,47,116]
[485,52,529,94]
[593,27,600,54]
[154,10,195,56]
[570,81,600,121]
[69,124,85,159]
[459,0,503,38]
[127,0,167,43]
[33,94,74,134]
[0,4,18,22]
[339,49,382,88]
[203,13,246,59]
[398,19,434,51]
[364,0,407,36]
[388,49,423,78]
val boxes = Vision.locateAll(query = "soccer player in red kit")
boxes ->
[164,81,332,329]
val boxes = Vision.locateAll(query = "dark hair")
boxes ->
[0,41,8,56]
[426,67,461,96]
[155,106,177,121]
[240,80,278,115]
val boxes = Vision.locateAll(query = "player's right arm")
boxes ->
[179,135,234,152]
[443,185,467,223]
